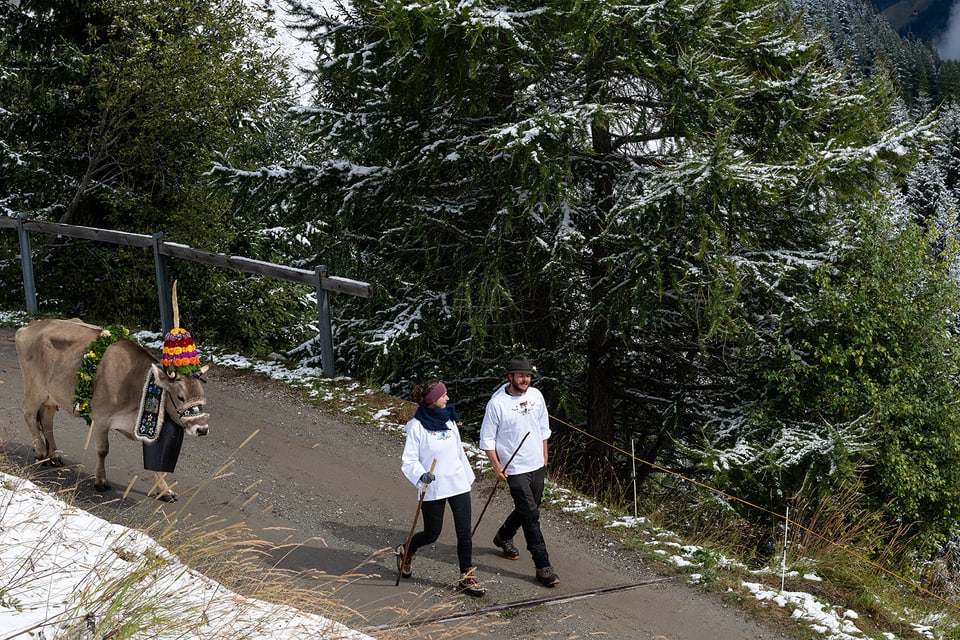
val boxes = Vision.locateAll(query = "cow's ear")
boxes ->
[151,362,174,381]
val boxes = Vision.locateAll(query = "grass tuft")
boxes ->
[0,451,491,640]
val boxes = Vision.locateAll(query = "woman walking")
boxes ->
[397,380,485,596]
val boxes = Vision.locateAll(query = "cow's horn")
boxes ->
[172,280,180,328]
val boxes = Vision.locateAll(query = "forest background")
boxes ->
[5,0,960,599]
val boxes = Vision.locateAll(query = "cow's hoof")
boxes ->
[157,493,178,503]
[94,482,111,492]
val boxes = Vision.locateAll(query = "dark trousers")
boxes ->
[408,490,474,572]
[498,466,550,568]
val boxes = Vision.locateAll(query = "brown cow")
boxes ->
[15,318,209,501]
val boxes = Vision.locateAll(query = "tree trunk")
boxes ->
[585,315,616,479]
[582,119,617,483]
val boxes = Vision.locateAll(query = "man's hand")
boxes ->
[485,449,508,480]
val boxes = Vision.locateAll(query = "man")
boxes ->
[479,355,560,587]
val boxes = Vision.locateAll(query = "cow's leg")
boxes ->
[151,472,177,502]
[21,403,47,462]
[38,403,62,466]
[92,420,111,492]
[22,401,61,466]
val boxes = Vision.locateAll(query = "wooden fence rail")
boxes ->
[0,215,372,377]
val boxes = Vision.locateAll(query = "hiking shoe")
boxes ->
[493,533,520,560]
[457,566,486,597]
[536,566,560,587]
[395,544,415,578]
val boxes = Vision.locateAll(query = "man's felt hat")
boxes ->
[507,355,535,374]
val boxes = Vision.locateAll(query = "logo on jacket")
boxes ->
[513,400,536,416]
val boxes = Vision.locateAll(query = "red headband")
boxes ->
[423,382,447,406]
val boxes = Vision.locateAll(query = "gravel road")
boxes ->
[0,326,789,639]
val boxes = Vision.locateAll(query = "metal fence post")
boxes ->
[152,232,172,333]
[16,215,37,314]
[314,265,335,378]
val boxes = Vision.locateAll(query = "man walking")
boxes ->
[479,355,559,587]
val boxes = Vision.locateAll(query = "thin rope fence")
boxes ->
[548,412,960,612]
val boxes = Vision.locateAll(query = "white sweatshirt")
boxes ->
[401,417,476,501]
[479,384,551,475]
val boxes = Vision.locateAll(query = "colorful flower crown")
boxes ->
[161,327,202,375]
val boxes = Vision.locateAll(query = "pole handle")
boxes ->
[420,457,438,499]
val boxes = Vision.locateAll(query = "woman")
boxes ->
[397,380,485,596]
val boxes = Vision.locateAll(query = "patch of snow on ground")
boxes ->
[0,472,372,640]
[744,581,864,640]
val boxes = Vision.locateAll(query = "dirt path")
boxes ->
[0,327,787,639]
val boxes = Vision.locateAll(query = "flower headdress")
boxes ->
[160,282,203,376]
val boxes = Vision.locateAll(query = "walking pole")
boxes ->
[471,431,531,538]
[396,458,437,586]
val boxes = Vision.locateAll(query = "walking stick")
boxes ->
[471,431,531,538]
[396,457,437,586]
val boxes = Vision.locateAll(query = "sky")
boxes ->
[253,0,340,101]
[0,310,946,640]
[935,1,960,61]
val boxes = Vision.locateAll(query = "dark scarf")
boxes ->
[416,404,459,432]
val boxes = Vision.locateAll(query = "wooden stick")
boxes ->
[396,457,438,586]
[471,431,531,538]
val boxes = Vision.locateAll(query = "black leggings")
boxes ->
[408,490,474,572]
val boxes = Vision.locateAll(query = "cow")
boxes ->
[15,318,209,501]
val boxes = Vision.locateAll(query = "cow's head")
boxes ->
[151,363,210,436]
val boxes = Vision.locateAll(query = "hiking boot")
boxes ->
[493,533,520,560]
[536,566,560,587]
[395,544,415,578]
[457,566,486,597]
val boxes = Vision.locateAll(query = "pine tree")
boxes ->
[730,203,960,550]
[227,1,947,533]
[0,0,292,331]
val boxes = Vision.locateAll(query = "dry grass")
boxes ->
[0,450,494,640]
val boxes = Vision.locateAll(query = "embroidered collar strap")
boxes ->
[135,368,166,443]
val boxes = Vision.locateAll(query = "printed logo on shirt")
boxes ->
[513,400,537,416]
[432,430,453,441]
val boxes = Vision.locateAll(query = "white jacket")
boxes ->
[401,417,476,501]
[479,384,551,475]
